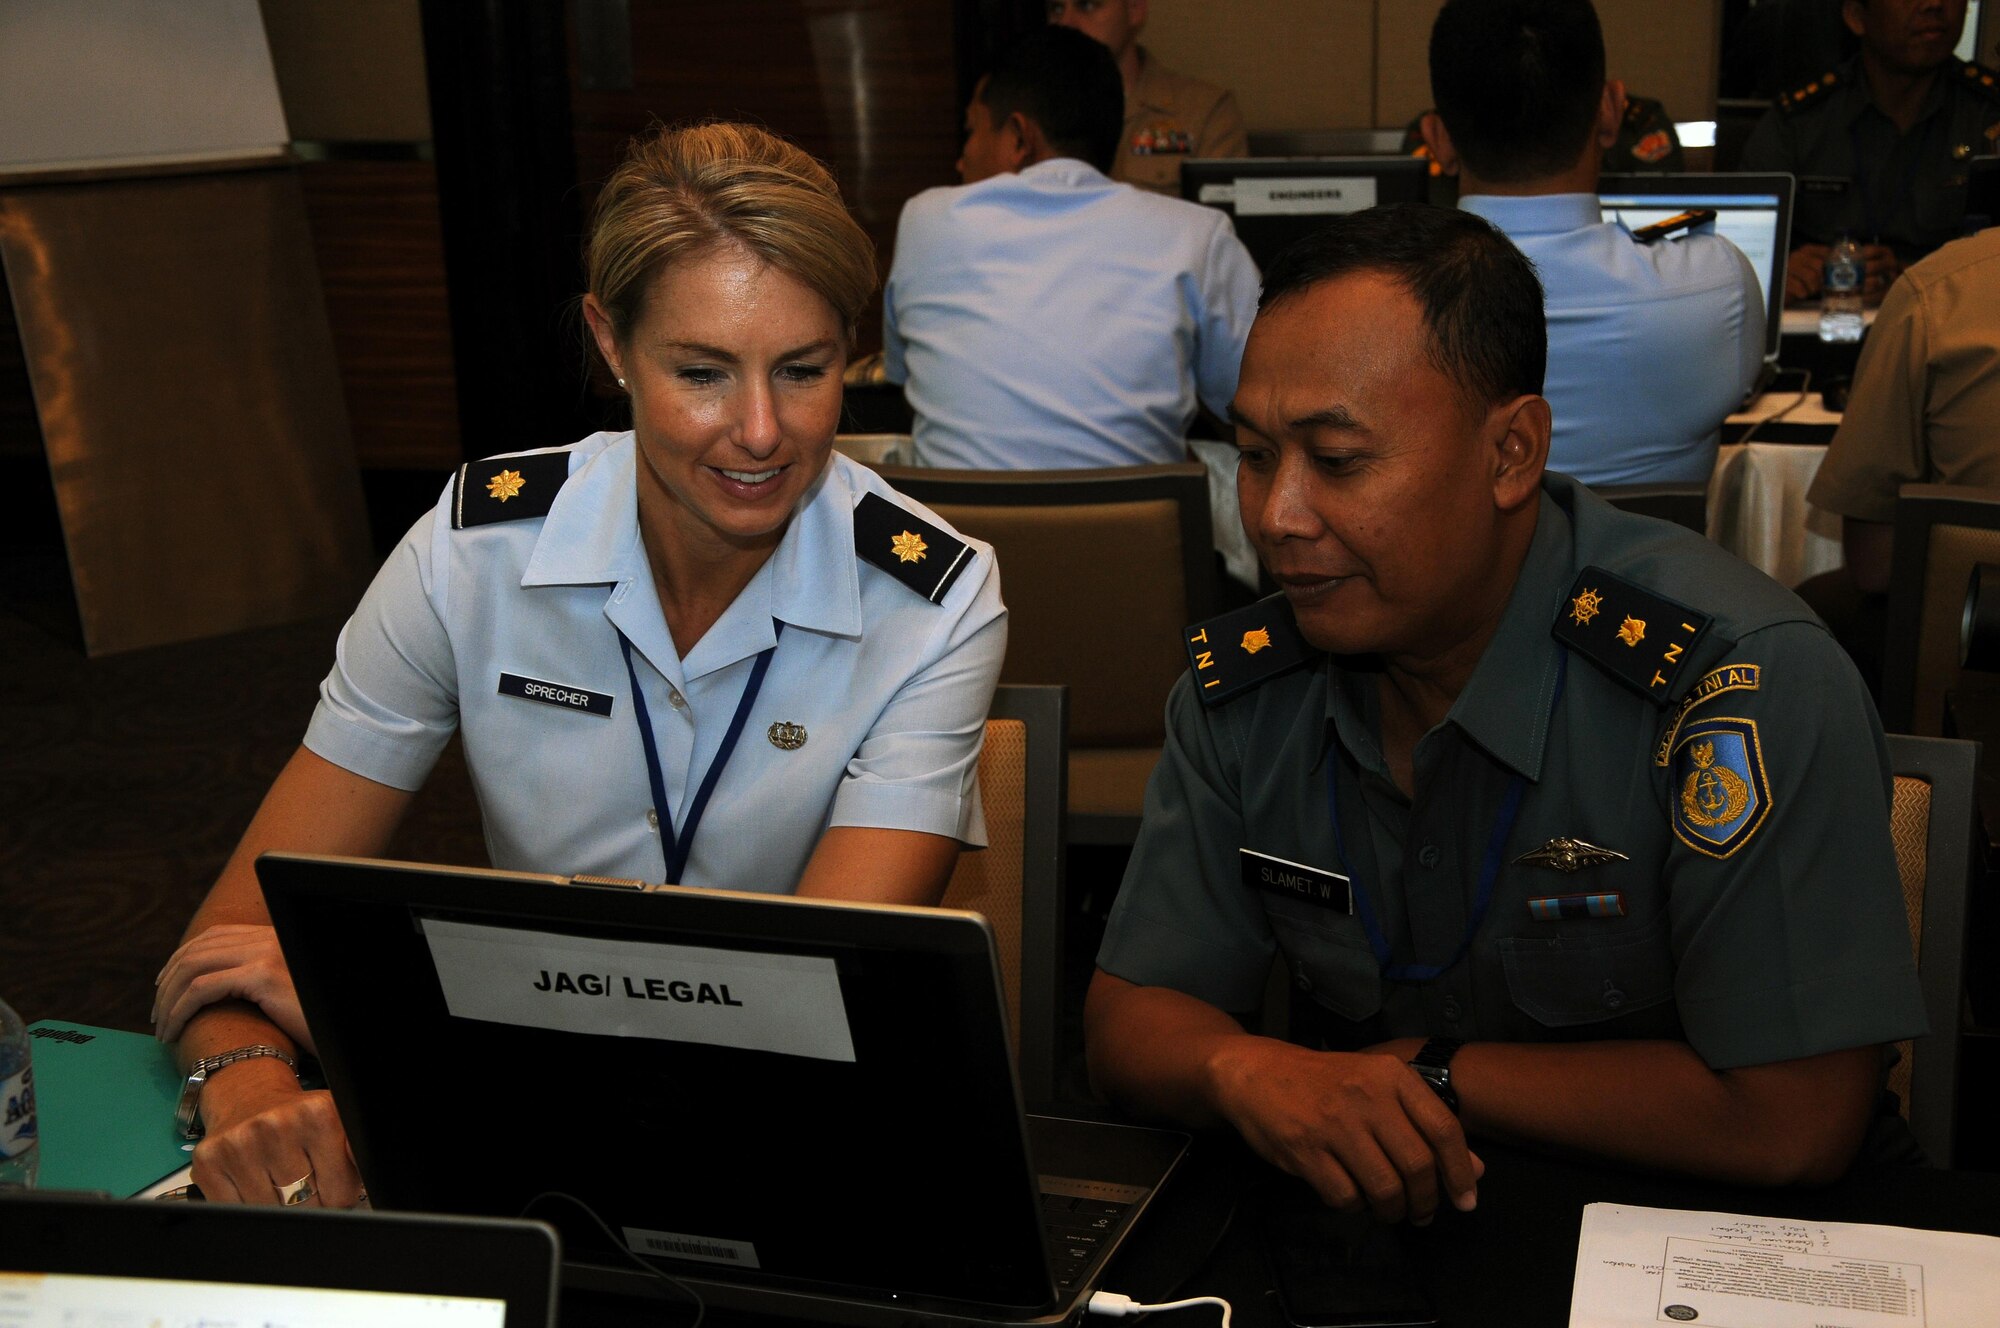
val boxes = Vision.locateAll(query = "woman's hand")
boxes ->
[154,924,313,1054]
[188,1057,365,1207]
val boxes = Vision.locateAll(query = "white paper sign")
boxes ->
[421,918,856,1062]
[1233,176,1377,216]
[1570,1203,2000,1328]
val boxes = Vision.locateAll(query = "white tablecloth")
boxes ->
[1707,393,1845,588]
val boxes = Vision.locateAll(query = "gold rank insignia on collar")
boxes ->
[1185,594,1312,708]
[1514,836,1630,873]
[452,451,573,528]
[1551,567,1712,706]
[853,492,974,603]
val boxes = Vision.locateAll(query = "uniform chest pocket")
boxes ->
[1495,917,1676,1028]
[1266,901,1383,1023]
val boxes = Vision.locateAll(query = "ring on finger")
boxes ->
[275,1170,317,1206]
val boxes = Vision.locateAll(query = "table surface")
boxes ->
[557,1136,2000,1327]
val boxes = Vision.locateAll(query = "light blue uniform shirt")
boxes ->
[304,435,1007,889]
[883,157,1260,470]
[1462,193,1765,487]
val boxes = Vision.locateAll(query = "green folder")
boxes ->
[27,1020,191,1196]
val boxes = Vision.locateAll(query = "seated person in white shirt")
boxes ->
[882,25,1260,472]
[1417,0,1765,488]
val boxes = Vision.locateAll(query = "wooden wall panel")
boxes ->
[296,159,460,470]
[567,0,963,355]
[1142,0,1375,134]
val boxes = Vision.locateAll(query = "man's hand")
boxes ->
[1206,1038,1482,1225]
[1856,245,1901,303]
[155,924,313,1054]
[1785,244,1830,303]
[187,1058,365,1207]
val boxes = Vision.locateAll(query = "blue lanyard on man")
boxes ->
[1324,650,1566,981]
[618,622,782,884]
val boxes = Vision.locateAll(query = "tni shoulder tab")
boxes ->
[1551,567,1711,707]
[1186,596,1312,707]
[452,452,572,529]
[854,492,974,603]
[1775,70,1839,115]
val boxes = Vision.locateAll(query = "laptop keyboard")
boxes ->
[1040,1192,1130,1290]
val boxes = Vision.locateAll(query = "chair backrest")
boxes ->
[1592,483,1709,536]
[939,684,1068,1106]
[1883,485,2000,735]
[876,464,1213,749]
[1882,733,1977,1167]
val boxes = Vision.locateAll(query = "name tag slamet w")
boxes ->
[498,672,614,717]
[1241,849,1352,912]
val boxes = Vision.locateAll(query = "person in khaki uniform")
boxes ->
[1796,225,2000,690]
[1048,0,1248,195]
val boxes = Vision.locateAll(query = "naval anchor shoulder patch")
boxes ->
[452,451,572,529]
[853,492,973,603]
[1670,717,1772,858]
[1186,595,1312,707]
[1552,567,1711,706]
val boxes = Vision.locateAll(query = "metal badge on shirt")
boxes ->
[498,672,614,717]
[1241,849,1351,913]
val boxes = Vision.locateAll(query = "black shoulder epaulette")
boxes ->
[1960,60,2000,107]
[1775,70,1840,115]
[452,452,572,529]
[1551,567,1712,707]
[853,491,974,603]
[1184,595,1312,708]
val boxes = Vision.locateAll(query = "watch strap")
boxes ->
[1408,1037,1465,1114]
[176,1044,299,1139]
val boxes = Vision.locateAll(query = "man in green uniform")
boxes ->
[1739,0,2000,302]
[1085,203,1927,1225]
[1047,0,1248,196]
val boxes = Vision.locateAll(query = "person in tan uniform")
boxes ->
[1048,0,1249,195]
[1796,223,2000,693]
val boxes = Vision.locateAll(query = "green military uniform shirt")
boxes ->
[1098,475,1925,1073]
[1739,58,2000,261]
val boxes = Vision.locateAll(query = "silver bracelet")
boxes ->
[175,1044,299,1139]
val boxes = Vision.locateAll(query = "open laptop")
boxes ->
[1181,156,1432,270]
[1598,171,1796,397]
[257,852,1189,1327]
[0,1189,559,1327]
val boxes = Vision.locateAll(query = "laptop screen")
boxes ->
[1,1272,505,1326]
[1598,172,1795,362]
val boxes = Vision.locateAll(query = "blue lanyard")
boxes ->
[618,622,781,884]
[1325,651,1565,982]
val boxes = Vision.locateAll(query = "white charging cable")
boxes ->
[1087,1290,1232,1325]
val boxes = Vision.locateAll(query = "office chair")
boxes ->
[875,463,1214,845]
[940,684,1068,1107]
[1883,734,1978,1167]
[1882,485,2000,735]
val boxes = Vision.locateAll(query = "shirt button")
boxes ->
[1442,996,1461,1022]
[1294,967,1313,992]
[646,809,659,831]
[1418,844,1441,869]
[1602,982,1626,1010]
[667,687,687,710]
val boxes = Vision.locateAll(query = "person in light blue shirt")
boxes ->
[153,123,1006,1212]
[882,26,1259,472]
[1416,0,1764,487]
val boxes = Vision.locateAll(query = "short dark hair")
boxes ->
[1429,0,1606,183]
[1259,204,1546,407]
[978,26,1125,173]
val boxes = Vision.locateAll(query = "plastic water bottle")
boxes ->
[0,996,37,1189]
[1819,235,1865,343]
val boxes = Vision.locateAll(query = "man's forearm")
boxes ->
[1442,1038,1881,1185]
[1083,973,1258,1126]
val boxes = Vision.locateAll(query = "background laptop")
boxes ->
[1181,156,1432,271]
[1598,171,1795,392]
[0,1190,559,1327]
[258,853,1188,1327]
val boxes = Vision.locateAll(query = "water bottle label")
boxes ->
[0,1065,35,1158]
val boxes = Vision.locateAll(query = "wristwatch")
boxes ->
[176,1045,298,1139]
[1407,1037,1464,1114]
